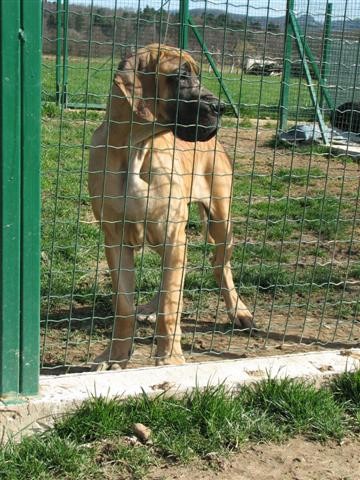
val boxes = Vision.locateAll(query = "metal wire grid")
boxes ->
[41,0,360,371]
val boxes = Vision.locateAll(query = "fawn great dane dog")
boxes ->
[89,44,254,369]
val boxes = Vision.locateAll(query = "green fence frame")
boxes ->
[0,1,41,400]
[279,0,335,143]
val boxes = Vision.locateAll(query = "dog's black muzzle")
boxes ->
[168,89,225,142]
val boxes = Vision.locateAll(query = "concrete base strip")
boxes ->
[1,349,360,442]
[331,144,360,158]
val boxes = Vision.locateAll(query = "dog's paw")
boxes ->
[155,353,186,366]
[90,361,110,372]
[90,346,130,371]
[90,361,127,372]
[233,310,259,334]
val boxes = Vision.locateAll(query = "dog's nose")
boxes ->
[210,101,225,116]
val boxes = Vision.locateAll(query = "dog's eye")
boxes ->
[179,63,191,79]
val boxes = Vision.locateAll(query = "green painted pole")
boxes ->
[279,0,294,132]
[0,0,21,398]
[62,0,69,106]
[178,0,189,49]
[320,3,333,110]
[290,12,329,144]
[291,13,334,110]
[56,0,62,104]
[0,1,41,399]
[188,16,239,117]
[20,0,41,396]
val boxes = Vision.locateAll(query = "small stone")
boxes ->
[204,452,217,460]
[150,381,176,391]
[292,456,305,463]
[132,422,152,443]
[123,435,140,446]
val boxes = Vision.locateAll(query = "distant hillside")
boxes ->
[189,8,360,32]
[189,8,285,31]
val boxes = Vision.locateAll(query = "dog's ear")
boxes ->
[114,51,156,122]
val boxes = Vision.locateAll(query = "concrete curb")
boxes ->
[1,348,360,443]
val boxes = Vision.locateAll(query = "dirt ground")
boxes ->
[147,436,360,480]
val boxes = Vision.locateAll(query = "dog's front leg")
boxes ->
[155,234,187,365]
[92,223,136,370]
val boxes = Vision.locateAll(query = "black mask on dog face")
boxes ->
[165,64,225,142]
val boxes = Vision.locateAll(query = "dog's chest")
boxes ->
[123,220,173,250]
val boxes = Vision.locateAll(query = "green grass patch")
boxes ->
[275,167,325,186]
[240,377,345,441]
[3,373,359,479]
[54,377,347,452]
[0,434,97,480]
[233,194,348,241]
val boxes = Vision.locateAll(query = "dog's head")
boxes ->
[113,44,224,142]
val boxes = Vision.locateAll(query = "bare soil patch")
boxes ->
[147,436,360,480]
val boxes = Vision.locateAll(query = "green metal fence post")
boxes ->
[178,0,189,49]
[188,16,239,117]
[62,0,69,106]
[279,0,294,132]
[0,0,21,399]
[20,0,42,396]
[56,0,62,104]
[320,2,333,111]
[0,0,41,399]
[289,11,329,144]
[290,13,334,111]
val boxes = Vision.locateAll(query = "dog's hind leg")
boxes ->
[92,223,136,370]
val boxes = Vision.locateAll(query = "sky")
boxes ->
[69,0,359,20]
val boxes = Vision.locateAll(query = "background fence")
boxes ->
[39,0,360,374]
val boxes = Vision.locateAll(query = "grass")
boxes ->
[330,369,360,425]
[1,371,359,479]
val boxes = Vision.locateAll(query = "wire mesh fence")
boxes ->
[41,0,360,372]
